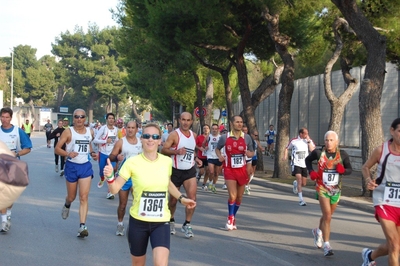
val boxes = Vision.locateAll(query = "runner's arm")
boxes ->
[161,131,179,156]
[55,128,71,157]
[109,139,123,162]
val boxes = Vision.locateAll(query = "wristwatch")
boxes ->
[178,194,187,203]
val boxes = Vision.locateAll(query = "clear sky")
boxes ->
[0,0,119,59]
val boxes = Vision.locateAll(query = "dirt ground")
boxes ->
[256,170,373,203]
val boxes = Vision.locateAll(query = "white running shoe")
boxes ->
[77,225,88,238]
[323,243,334,256]
[201,185,208,191]
[361,248,376,266]
[116,224,125,236]
[299,201,307,206]
[312,228,323,248]
[225,217,234,231]
[244,186,250,195]
[62,206,70,220]
[106,192,115,199]
[222,184,227,190]
[60,170,64,177]
[55,165,59,173]
[293,180,298,194]
[0,221,11,232]
[181,224,194,238]
[97,179,104,188]
[170,222,176,235]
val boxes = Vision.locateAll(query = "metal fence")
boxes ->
[234,63,400,148]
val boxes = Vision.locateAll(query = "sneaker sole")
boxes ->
[324,250,334,256]
[225,225,233,231]
[77,230,89,238]
[312,229,323,249]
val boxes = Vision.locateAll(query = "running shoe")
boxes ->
[312,228,323,248]
[225,216,234,231]
[106,192,115,199]
[55,165,59,173]
[244,186,250,195]
[222,184,227,190]
[232,218,237,230]
[299,201,307,206]
[60,170,64,177]
[62,206,70,220]
[323,243,334,256]
[6,208,11,221]
[0,221,11,232]
[170,222,176,235]
[97,179,104,188]
[116,224,125,236]
[211,185,216,193]
[361,248,376,266]
[293,180,298,194]
[202,185,208,191]
[181,224,194,238]
[77,225,88,238]
[208,182,213,191]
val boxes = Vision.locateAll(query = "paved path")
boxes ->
[0,132,385,265]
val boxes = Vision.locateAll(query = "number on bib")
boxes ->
[138,191,166,218]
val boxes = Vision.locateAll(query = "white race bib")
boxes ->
[383,182,400,205]
[138,191,166,218]
[108,136,117,145]
[74,140,90,155]
[181,148,194,164]
[322,170,339,186]
[4,140,16,151]
[231,154,244,168]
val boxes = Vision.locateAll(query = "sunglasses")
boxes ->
[74,115,86,119]
[142,133,161,140]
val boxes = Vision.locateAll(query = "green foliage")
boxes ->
[52,25,127,112]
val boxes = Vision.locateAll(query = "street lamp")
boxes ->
[10,48,14,109]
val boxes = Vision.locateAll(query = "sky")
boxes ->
[0,0,119,59]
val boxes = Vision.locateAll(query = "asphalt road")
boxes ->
[0,133,388,266]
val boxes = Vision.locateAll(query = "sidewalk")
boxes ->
[252,153,374,214]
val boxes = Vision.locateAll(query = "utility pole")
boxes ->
[10,48,14,109]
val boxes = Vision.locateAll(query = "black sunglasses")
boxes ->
[142,133,161,140]
[74,115,86,119]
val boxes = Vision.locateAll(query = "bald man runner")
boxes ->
[161,112,202,238]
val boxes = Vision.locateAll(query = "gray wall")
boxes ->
[234,63,399,148]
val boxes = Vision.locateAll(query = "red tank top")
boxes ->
[225,133,246,169]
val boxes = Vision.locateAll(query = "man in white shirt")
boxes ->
[93,113,118,199]
[283,127,315,206]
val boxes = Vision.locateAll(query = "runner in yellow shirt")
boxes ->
[103,123,196,266]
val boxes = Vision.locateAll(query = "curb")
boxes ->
[251,176,375,214]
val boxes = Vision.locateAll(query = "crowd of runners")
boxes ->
[2,106,400,265]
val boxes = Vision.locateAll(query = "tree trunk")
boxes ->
[331,0,386,195]
[106,97,113,113]
[190,50,234,129]
[235,51,257,133]
[193,71,204,132]
[324,17,358,133]
[256,148,264,171]
[204,74,214,126]
[221,66,233,130]
[88,95,96,123]
[263,8,294,179]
